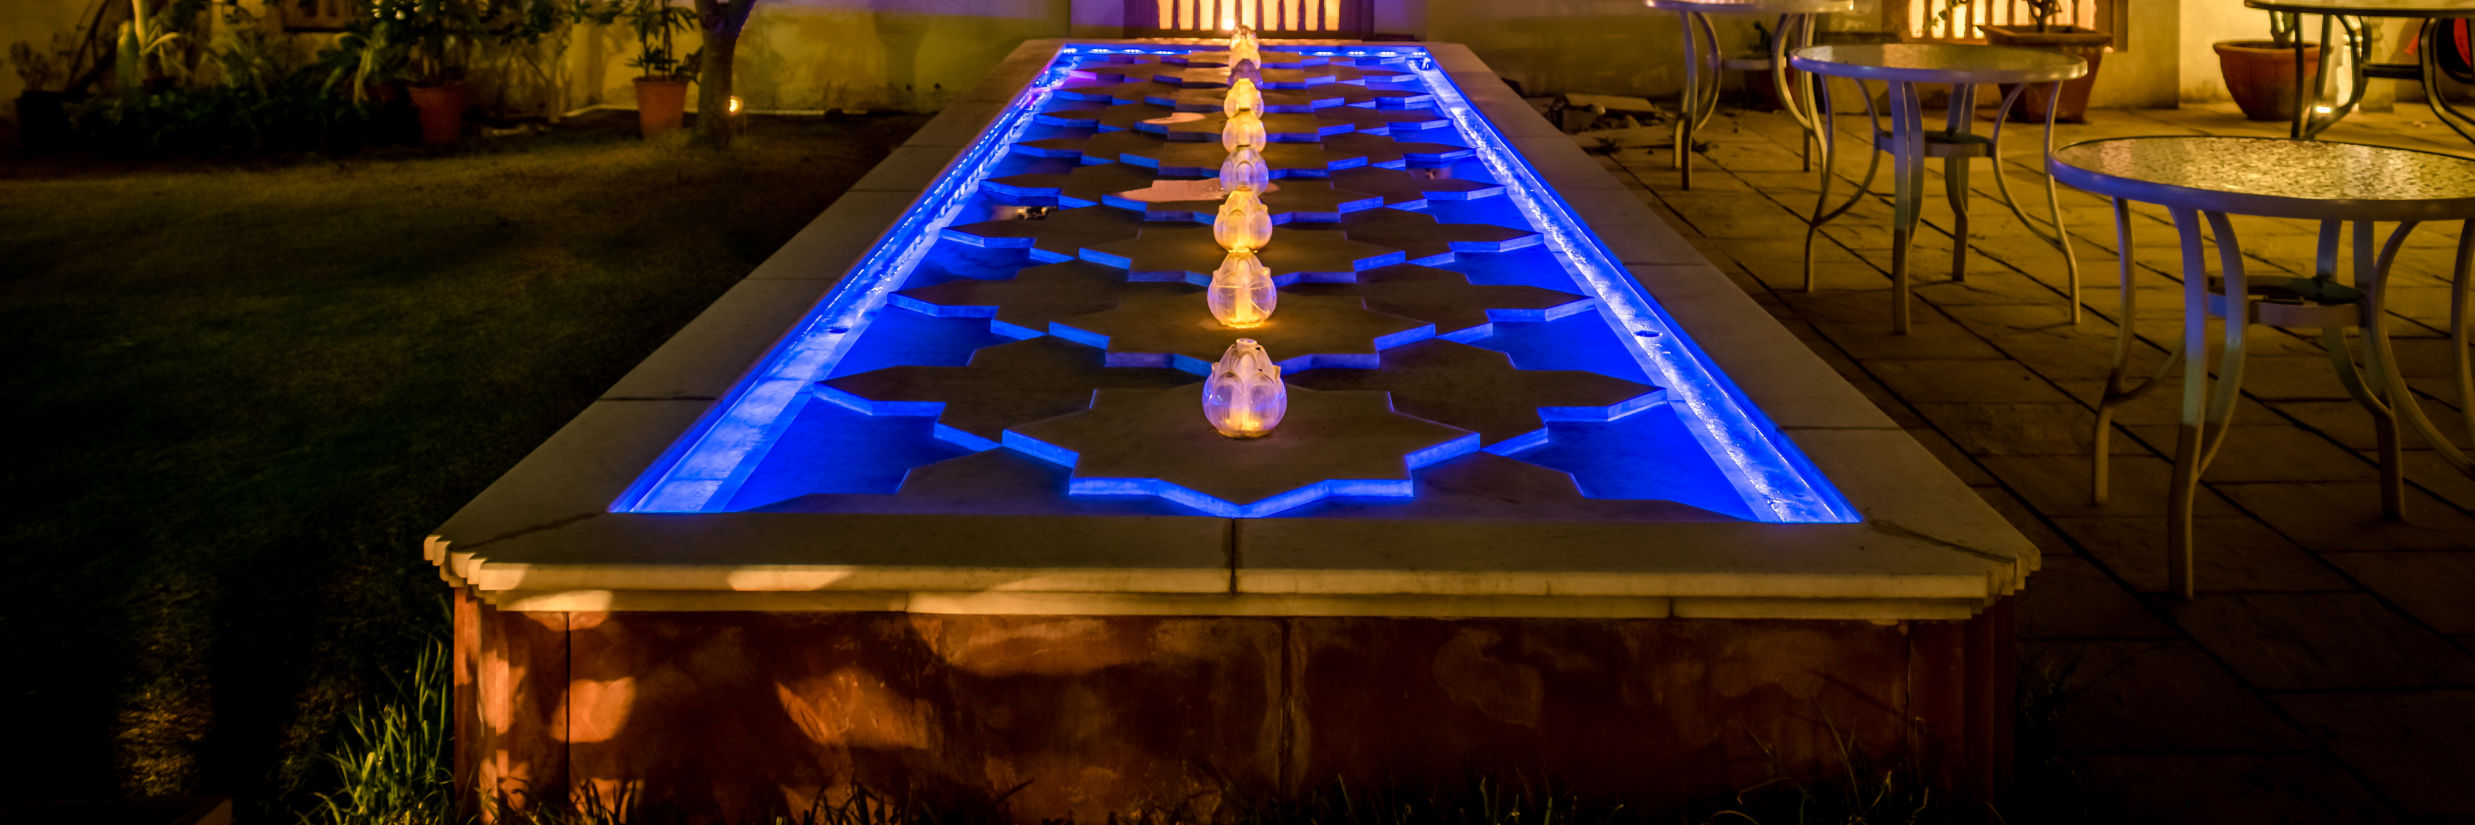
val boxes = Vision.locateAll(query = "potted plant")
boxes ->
[369,0,485,144]
[1973,0,2112,122]
[2217,11,2321,121]
[624,0,697,137]
[9,36,79,151]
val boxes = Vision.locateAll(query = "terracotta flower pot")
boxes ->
[407,81,468,145]
[635,77,690,138]
[2217,39,2323,122]
[1980,24,2111,123]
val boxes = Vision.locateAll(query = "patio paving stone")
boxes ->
[2170,593,2475,690]
[2275,691,2475,816]
[2322,552,2475,634]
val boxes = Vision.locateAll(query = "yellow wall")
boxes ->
[3,0,103,109]
[570,0,1071,114]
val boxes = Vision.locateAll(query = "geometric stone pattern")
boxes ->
[1290,264,1592,338]
[1051,287,1435,373]
[1003,384,1480,516]
[1082,223,1405,282]
[941,206,1146,262]
[817,337,1194,447]
[1285,339,1664,448]
[1017,131,1369,178]
[891,260,1128,337]
[1331,209,1543,265]
[1330,166,1508,208]
[808,45,1739,520]
[1105,178,1383,223]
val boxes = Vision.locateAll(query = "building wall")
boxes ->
[570,0,1071,114]
[3,0,105,113]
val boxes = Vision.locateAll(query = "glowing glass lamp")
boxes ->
[1228,58,1263,86]
[1208,248,1276,328]
[1223,77,1263,118]
[1220,145,1270,193]
[1203,339,1286,438]
[1222,109,1267,153]
[1229,40,1262,69]
[1214,188,1273,251]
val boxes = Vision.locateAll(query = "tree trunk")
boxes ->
[691,0,757,148]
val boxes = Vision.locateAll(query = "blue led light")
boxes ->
[614,42,1856,524]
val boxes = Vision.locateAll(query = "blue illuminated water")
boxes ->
[614,44,1857,523]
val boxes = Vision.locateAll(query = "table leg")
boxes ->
[1945,83,1977,285]
[1803,76,1883,292]
[2416,18,2475,145]
[2324,219,2409,518]
[1676,9,1699,188]
[2093,196,2183,506]
[1985,81,2084,324]
[1888,80,1927,334]
[2167,209,2253,600]
[2456,222,2475,462]
[1771,13,1819,174]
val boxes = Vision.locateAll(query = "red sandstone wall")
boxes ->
[455,592,2011,822]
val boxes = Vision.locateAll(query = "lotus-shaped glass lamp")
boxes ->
[1222,109,1267,153]
[1229,40,1262,69]
[1220,145,1270,193]
[1223,77,1263,119]
[1228,58,1262,86]
[1203,338,1286,438]
[1214,188,1273,251]
[1208,248,1276,328]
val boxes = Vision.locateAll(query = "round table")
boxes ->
[1643,0,1856,191]
[1790,43,2087,333]
[2051,135,2475,599]
[2246,0,2475,143]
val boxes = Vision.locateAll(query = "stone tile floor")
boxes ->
[1602,102,2475,822]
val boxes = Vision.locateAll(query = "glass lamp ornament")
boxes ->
[1222,109,1267,153]
[1214,188,1273,251]
[1223,77,1263,118]
[1207,248,1277,328]
[1220,145,1271,193]
[1230,23,1258,53]
[1203,338,1287,438]
[1228,58,1263,86]
[1228,40,1262,69]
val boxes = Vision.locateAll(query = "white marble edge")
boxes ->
[427,39,2036,622]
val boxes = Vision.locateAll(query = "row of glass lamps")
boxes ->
[1202,26,1288,439]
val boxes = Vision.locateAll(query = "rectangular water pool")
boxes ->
[611,43,1856,524]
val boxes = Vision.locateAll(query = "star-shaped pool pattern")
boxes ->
[1051,286,1434,372]
[941,206,1148,262]
[1103,178,1382,223]
[893,260,1127,337]
[818,337,1194,449]
[1003,385,1479,517]
[1289,264,1592,339]
[1019,130,1368,178]
[1285,340,1665,449]
[727,47,1750,521]
[1331,209,1544,265]
[1082,223,1404,282]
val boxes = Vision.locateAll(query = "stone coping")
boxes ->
[426,39,2036,620]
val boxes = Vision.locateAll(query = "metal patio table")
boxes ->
[1645,0,1856,190]
[2246,0,2475,142]
[2053,136,2475,599]
[1791,43,2087,333]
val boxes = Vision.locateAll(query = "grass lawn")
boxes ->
[0,112,927,811]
